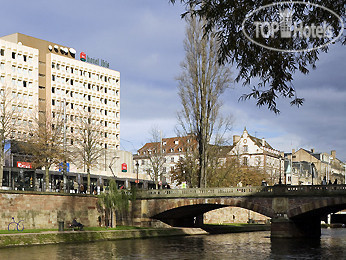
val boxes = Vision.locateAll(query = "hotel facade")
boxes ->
[0,33,122,190]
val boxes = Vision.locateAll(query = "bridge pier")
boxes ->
[271,216,321,238]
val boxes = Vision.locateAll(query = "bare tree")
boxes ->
[177,15,233,187]
[0,85,19,187]
[25,107,65,191]
[144,127,165,189]
[74,110,105,194]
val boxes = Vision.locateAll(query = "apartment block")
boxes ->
[0,33,120,179]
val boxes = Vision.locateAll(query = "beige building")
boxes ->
[285,148,345,185]
[228,128,284,184]
[0,33,120,177]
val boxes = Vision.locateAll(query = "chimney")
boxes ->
[311,148,315,153]
[262,138,265,147]
[233,135,240,145]
[331,150,336,159]
[292,149,295,154]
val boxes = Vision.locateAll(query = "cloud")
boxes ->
[1,1,345,161]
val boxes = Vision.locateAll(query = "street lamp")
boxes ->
[135,161,139,188]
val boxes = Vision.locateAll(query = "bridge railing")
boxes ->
[136,185,346,199]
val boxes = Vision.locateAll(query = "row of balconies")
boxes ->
[51,59,119,83]
[52,95,120,117]
[50,81,120,100]
[51,88,119,107]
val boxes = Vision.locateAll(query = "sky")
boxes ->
[1,1,345,161]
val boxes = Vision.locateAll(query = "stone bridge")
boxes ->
[130,185,346,238]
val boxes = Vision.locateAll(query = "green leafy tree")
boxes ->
[98,180,132,227]
[170,0,345,113]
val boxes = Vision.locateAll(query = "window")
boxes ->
[52,75,56,81]
[71,103,73,109]
[23,55,27,62]
[12,52,16,59]
[0,49,4,56]
[243,157,248,166]
[23,81,27,87]
[105,88,107,93]
[171,157,174,163]
[243,145,248,153]
[52,87,55,93]
[52,99,55,106]
[174,140,179,145]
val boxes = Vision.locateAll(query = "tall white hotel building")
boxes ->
[0,33,120,179]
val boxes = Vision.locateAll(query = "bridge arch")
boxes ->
[288,197,346,219]
[149,197,274,227]
[132,185,346,237]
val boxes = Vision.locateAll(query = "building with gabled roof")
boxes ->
[228,128,284,184]
[134,135,196,187]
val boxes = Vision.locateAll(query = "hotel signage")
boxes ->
[121,163,127,172]
[80,52,109,68]
[17,161,32,169]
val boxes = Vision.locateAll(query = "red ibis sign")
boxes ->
[17,161,32,169]
[80,52,86,62]
[121,163,127,172]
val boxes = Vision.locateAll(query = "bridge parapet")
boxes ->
[136,185,346,199]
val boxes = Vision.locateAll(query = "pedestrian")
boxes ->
[322,176,327,185]
[333,179,338,185]
[80,184,84,194]
[73,180,79,193]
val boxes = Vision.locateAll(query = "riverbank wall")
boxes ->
[0,228,208,248]
[0,190,99,230]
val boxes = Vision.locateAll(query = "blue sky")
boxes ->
[2,1,346,161]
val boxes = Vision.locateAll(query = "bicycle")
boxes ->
[8,217,24,231]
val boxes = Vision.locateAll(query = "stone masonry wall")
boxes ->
[0,191,100,230]
[204,207,270,224]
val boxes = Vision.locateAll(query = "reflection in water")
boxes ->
[0,229,345,260]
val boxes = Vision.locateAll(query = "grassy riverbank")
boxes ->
[0,227,207,248]
[0,226,147,235]
[0,224,270,248]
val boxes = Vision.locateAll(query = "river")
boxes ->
[0,229,345,259]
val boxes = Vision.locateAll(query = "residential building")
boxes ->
[134,135,196,187]
[228,128,284,184]
[285,148,345,185]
